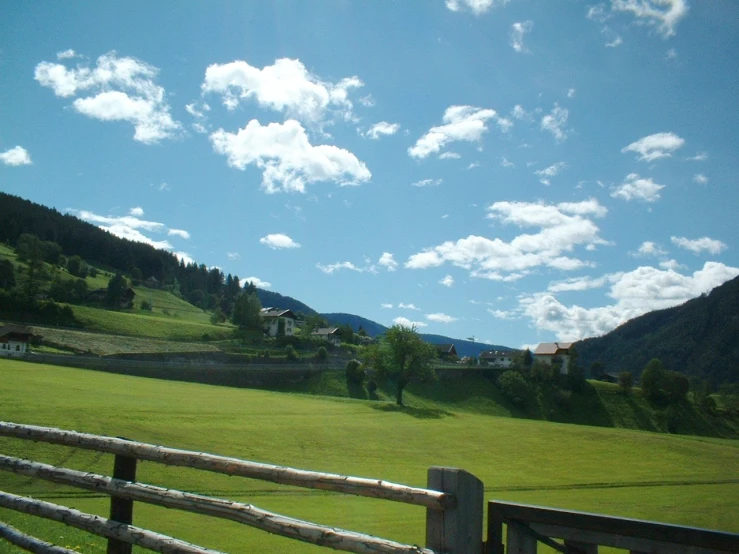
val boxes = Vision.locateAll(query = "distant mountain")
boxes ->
[321,313,388,337]
[257,289,318,316]
[320,312,514,358]
[575,275,739,385]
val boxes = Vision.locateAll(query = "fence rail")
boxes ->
[0,422,479,554]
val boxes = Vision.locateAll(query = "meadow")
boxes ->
[0,359,737,553]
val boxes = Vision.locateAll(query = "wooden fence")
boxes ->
[0,422,483,554]
[0,422,737,554]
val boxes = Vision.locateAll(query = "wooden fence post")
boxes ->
[426,467,484,554]
[107,439,137,554]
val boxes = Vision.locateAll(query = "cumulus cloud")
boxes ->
[210,119,371,193]
[408,105,498,159]
[501,157,515,168]
[0,146,32,166]
[540,105,569,141]
[586,4,610,22]
[56,49,79,60]
[671,236,727,255]
[511,105,531,121]
[439,275,454,287]
[259,233,301,250]
[129,206,144,217]
[240,277,272,289]
[439,152,461,160]
[611,173,665,202]
[612,0,688,38]
[405,199,608,279]
[399,303,421,311]
[68,209,190,254]
[445,0,509,15]
[426,312,458,323]
[365,121,400,139]
[35,51,181,144]
[605,36,624,48]
[381,303,394,309]
[520,261,738,341]
[534,162,566,185]
[693,173,708,185]
[510,21,533,53]
[686,151,708,161]
[227,252,240,260]
[633,241,668,257]
[392,316,427,328]
[202,58,362,124]
[378,252,398,271]
[621,132,684,161]
[411,178,443,188]
[316,261,370,274]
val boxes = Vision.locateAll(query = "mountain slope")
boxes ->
[575,275,739,385]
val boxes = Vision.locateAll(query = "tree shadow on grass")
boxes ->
[370,403,453,420]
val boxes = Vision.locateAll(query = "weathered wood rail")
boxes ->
[0,421,482,554]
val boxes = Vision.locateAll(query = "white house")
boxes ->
[260,308,296,337]
[479,350,516,369]
[311,327,342,346]
[534,342,573,374]
[0,326,36,357]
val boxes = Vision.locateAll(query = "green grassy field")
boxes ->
[0,359,737,553]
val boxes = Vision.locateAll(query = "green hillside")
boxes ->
[0,359,737,553]
[576,275,739,385]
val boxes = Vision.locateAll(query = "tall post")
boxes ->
[107,442,137,554]
[426,467,484,554]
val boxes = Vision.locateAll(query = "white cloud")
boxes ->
[671,236,727,255]
[488,309,516,319]
[612,0,689,38]
[227,252,240,260]
[210,119,371,193]
[174,251,194,266]
[260,233,301,250]
[634,241,667,257]
[358,95,375,108]
[56,49,78,60]
[693,173,708,185]
[240,277,272,289]
[0,146,32,166]
[511,105,531,121]
[540,105,569,141]
[365,121,400,139]
[686,151,708,161]
[439,152,461,160]
[399,303,421,311]
[659,259,684,271]
[202,58,362,124]
[69,209,191,255]
[547,273,624,293]
[611,173,665,202]
[439,275,454,287]
[586,4,610,22]
[381,303,394,309]
[392,316,427,328]
[168,229,190,239]
[378,252,398,271]
[411,178,443,188]
[501,157,515,168]
[445,0,509,15]
[426,312,458,323]
[567,88,576,98]
[185,101,210,134]
[129,206,144,217]
[35,52,182,144]
[534,162,566,185]
[405,199,608,279]
[467,162,481,170]
[520,261,738,341]
[497,117,513,133]
[317,261,367,274]
[605,36,624,47]
[621,132,685,161]
[510,21,533,53]
[409,105,498,159]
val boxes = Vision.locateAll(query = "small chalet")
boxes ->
[479,350,516,369]
[86,287,136,309]
[435,343,458,360]
[534,342,573,375]
[311,327,342,346]
[0,326,37,357]
[260,308,296,337]
[143,276,160,289]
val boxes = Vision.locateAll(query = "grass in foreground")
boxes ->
[0,359,737,553]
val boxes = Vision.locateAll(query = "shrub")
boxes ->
[498,370,533,408]
[316,346,328,362]
[345,359,365,384]
[285,345,298,361]
[140,300,153,311]
[641,358,667,401]
[367,379,378,393]
[618,371,633,394]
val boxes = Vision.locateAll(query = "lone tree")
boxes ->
[364,325,437,405]
[231,291,262,330]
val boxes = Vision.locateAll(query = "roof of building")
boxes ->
[534,342,573,355]
[260,308,296,319]
[311,327,340,336]
[435,343,457,354]
[479,350,515,358]
[0,326,36,340]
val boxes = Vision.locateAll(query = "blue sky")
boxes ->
[2,0,738,348]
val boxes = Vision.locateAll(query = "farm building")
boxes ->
[534,342,573,375]
[260,308,296,337]
[0,326,37,357]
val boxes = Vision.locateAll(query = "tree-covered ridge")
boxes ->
[575,275,739,385]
